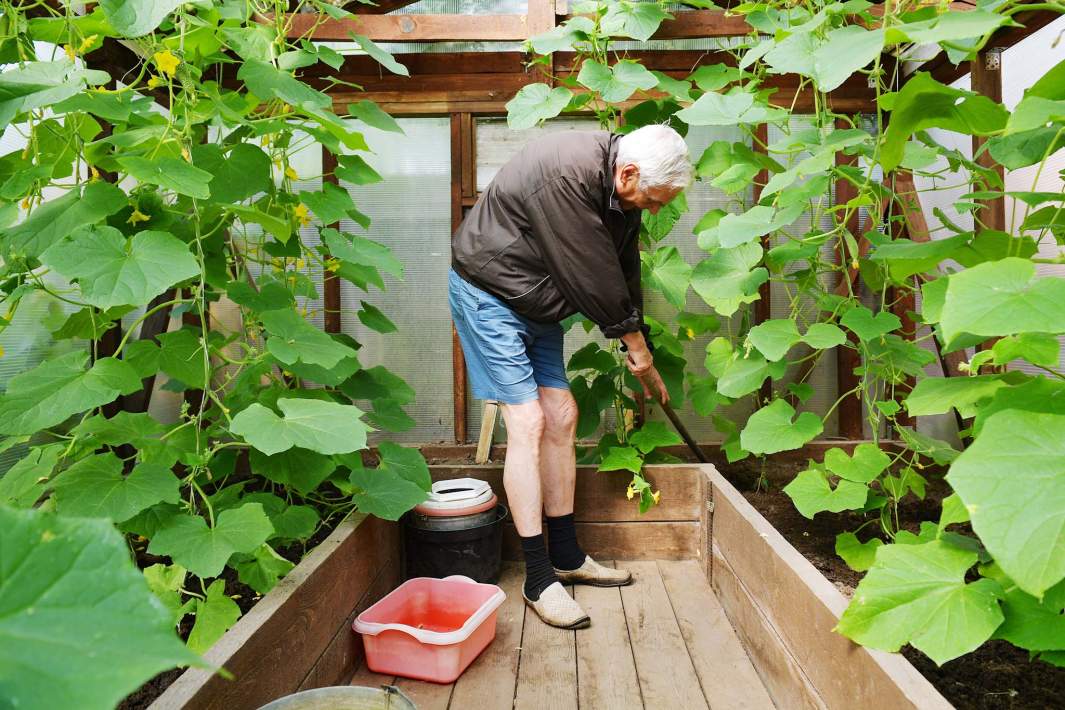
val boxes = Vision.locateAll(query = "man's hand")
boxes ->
[632,363,669,405]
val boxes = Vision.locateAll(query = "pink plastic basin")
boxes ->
[353,575,506,684]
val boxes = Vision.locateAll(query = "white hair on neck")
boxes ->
[616,123,694,191]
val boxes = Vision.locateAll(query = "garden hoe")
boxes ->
[636,371,709,464]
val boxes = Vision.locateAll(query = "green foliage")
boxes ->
[0,505,201,708]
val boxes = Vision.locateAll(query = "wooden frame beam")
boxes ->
[279,3,977,42]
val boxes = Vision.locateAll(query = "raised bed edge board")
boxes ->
[149,513,400,710]
[704,465,954,710]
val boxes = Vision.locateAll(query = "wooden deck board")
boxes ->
[513,582,578,710]
[449,563,525,709]
[348,559,773,709]
[659,559,776,710]
[620,560,711,710]
[575,561,643,710]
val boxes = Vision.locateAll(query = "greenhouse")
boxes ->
[1,0,1064,708]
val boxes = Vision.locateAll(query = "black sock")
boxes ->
[546,513,587,571]
[520,533,558,601]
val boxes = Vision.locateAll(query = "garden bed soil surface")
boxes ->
[720,463,1065,710]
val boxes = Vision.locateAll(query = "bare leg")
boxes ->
[537,386,578,517]
[499,400,545,537]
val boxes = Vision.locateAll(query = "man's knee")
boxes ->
[503,401,546,443]
[542,392,578,440]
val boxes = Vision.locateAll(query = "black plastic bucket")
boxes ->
[402,504,508,584]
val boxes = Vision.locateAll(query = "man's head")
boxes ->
[613,124,694,214]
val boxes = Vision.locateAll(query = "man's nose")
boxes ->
[648,204,661,215]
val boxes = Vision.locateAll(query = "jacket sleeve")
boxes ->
[525,176,642,338]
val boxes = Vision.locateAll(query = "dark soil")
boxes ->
[116,516,341,710]
[719,466,1065,710]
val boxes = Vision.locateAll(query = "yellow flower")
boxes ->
[78,35,98,54]
[89,165,100,180]
[651,490,661,505]
[295,258,305,270]
[20,197,30,209]
[153,49,180,77]
[326,258,340,273]
[284,166,299,181]
[181,146,191,162]
[625,483,636,500]
[63,44,76,61]
[0,344,4,358]
[685,327,695,339]
[293,203,311,226]
[127,209,150,225]
[147,75,163,89]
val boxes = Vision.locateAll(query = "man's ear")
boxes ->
[620,163,640,187]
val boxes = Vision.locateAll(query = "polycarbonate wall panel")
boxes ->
[337,118,453,443]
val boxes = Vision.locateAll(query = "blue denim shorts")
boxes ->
[448,268,569,404]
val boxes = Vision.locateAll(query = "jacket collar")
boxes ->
[606,132,639,216]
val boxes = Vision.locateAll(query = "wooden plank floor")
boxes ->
[348,560,775,709]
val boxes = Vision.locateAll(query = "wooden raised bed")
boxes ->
[148,461,951,709]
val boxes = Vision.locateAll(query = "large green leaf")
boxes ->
[506,83,572,130]
[340,365,415,405]
[347,99,404,134]
[0,445,60,508]
[836,532,884,573]
[2,180,125,260]
[156,327,208,390]
[837,541,1004,665]
[628,421,682,454]
[376,441,432,492]
[697,205,801,249]
[904,375,1012,417]
[230,398,370,456]
[841,305,901,342]
[716,352,769,398]
[187,579,241,654]
[601,1,672,41]
[351,33,409,77]
[238,59,331,109]
[641,246,691,309]
[529,16,596,54]
[740,399,823,455]
[577,59,658,103]
[322,228,404,280]
[783,467,869,518]
[51,454,180,523]
[0,351,140,436]
[261,308,358,369]
[824,443,891,484]
[148,503,274,578]
[357,300,397,333]
[947,410,1065,596]
[192,144,272,204]
[676,88,788,126]
[232,544,294,595]
[100,0,183,36]
[599,446,644,474]
[0,505,200,709]
[880,72,1009,172]
[810,26,886,92]
[0,60,110,129]
[300,182,359,225]
[890,9,1008,47]
[41,226,199,309]
[350,461,427,521]
[939,258,1065,346]
[995,578,1065,652]
[118,156,213,199]
[690,243,767,317]
[249,447,336,495]
[747,319,800,361]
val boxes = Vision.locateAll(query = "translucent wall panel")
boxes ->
[338,118,453,443]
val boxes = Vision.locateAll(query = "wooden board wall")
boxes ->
[430,465,702,562]
[705,468,953,710]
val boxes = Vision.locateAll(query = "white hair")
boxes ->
[616,124,694,191]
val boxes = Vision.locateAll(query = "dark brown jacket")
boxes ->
[451,130,644,338]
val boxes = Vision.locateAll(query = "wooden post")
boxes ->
[321,147,342,335]
[971,48,1005,233]
[751,124,773,406]
[451,113,469,444]
[834,118,863,439]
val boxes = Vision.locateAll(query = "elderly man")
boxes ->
[448,124,693,629]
